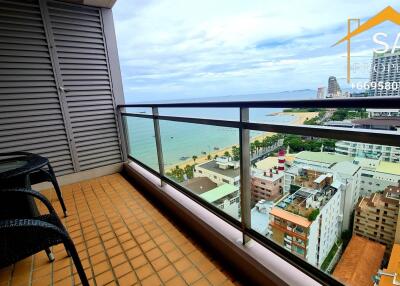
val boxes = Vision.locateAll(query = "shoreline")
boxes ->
[165,111,319,172]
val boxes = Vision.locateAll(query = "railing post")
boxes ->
[239,107,251,244]
[117,107,129,161]
[152,107,166,186]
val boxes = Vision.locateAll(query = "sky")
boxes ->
[112,0,400,102]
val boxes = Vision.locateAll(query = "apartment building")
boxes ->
[193,157,240,186]
[327,76,342,98]
[353,186,400,254]
[367,109,400,117]
[289,151,361,230]
[269,172,343,267]
[251,168,284,203]
[336,141,400,163]
[355,157,400,196]
[369,50,400,97]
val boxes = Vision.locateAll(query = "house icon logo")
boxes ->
[333,6,400,83]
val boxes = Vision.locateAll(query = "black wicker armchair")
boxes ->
[0,151,68,217]
[0,188,89,286]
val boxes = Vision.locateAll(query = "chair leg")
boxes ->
[47,163,68,217]
[63,239,89,286]
[45,248,55,262]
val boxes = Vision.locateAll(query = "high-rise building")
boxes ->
[369,50,400,97]
[336,141,400,163]
[353,186,400,254]
[327,76,342,98]
[269,169,343,267]
[317,87,325,99]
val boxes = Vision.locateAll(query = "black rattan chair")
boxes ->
[0,151,67,217]
[0,188,89,286]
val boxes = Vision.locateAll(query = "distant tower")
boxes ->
[278,149,285,171]
[327,76,342,98]
[317,87,325,99]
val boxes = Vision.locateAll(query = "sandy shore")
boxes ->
[165,111,319,172]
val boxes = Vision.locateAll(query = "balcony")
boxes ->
[0,174,239,286]
[1,1,400,286]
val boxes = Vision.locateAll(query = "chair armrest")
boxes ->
[0,188,56,215]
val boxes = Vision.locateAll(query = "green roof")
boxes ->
[331,161,360,176]
[199,183,238,203]
[295,151,352,165]
[376,161,400,176]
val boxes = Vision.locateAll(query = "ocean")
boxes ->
[124,89,315,170]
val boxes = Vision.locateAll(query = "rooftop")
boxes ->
[295,151,352,166]
[251,201,274,235]
[333,235,385,286]
[270,207,311,228]
[379,244,400,286]
[196,161,240,179]
[182,177,218,195]
[376,161,400,176]
[255,157,278,170]
[331,161,361,177]
[0,174,241,286]
[199,184,238,203]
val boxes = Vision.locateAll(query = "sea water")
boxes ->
[125,90,314,170]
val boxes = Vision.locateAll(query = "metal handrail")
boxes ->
[118,96,400,108]
[117,97,400,286]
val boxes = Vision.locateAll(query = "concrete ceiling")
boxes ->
[62,0,117,8]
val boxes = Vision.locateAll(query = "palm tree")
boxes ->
[207,154,211,160]
[250,143,256,156]
[192,155,198,163]
[254,140,261,154]
[224,151,230,157]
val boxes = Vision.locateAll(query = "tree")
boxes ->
[232,146,240,161]
[254,140,261,154]
[214,154,218,159]
[250,143,256,156]
[308,209,320,221]
[192,155,198,163]
[224,151,230,157]
[207,154,211,160]
[184,164,194,179]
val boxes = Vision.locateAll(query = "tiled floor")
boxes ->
[0,174,241,286]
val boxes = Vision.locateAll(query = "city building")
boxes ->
[369,50,400,97]
[378,243,400,286]
[317,87,325,99]
[333,235,385,286]
[293,151,352,169]
[353,186,400,253]
[251,168,284,203]
[199,183,241,220]
[367,109,400,118]
[289,151,361,230]
[251,200,274,236]
[355,158,400,196]
[193,157,240,186]
[352,118,400,131]
[327,76,342,98]
[336,141,400,163]
[269,171,343,267]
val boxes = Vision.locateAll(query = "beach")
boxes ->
[165,111,319,171]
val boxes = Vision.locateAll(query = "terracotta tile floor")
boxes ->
[0,174,242,286]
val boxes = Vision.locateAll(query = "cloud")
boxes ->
[112,0,400,102]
